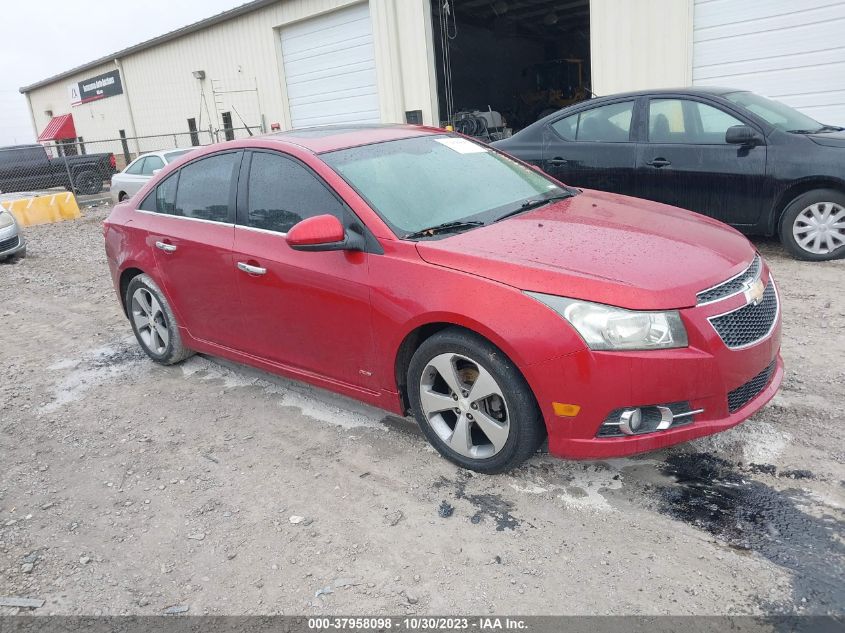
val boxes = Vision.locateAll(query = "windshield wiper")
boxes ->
[814,125,844,133]
[493,192,573,223]
[404,220,484,240]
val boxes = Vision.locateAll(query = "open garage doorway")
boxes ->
[431,0,591,138]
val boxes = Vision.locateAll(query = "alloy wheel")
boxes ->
[792,202,845,255]
[418,353,510,459]
[131,287,169,355]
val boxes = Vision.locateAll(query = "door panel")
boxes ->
[143,152,242,346]
[233,151,375,389]
[636,98,769,225]
[541,100,638,195]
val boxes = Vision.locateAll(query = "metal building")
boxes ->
[18,0,845,162]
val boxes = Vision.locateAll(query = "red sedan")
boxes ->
[104,125,783,473]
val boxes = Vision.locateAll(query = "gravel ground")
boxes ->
[0,207,843,616]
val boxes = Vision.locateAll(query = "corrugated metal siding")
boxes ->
[589,0,693,96]
[693,0,845,124]
[280,3,380,127]
[24,0,439,145]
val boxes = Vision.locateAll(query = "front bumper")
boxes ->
[0,223,25,260]
[525,265,783,460]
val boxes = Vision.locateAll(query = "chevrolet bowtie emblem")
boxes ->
[743,278,765,306]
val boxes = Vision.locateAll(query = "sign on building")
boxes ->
[68,70,123,106]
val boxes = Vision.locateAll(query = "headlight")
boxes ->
[526,292,688,351]
[0,210,14,229]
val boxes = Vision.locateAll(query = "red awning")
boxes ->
[37,114,77,141]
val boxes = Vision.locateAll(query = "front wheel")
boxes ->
[125,274,194,365]
[779,189,845,261]
[407,328,545,474]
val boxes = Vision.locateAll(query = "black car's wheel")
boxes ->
[779,189,845,261]
[73,170,103,196]
[125,274,194,365]
[407,328,545,474]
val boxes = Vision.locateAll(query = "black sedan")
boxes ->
[493,88,845,261]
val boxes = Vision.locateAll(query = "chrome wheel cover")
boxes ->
[131,287,169,355]
[792,202,845,255]
[419,353,510,459]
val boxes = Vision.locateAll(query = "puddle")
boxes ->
[42,341,146,412]
[436,473,519,531]
[656,452,844,612]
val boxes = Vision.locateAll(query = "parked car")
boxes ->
[0,144,116,196]
[110,149,194,203]
[493,88,845,261]
[0,208,26,260]
[104,126,782,473]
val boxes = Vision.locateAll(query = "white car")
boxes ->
[110,149,193,203]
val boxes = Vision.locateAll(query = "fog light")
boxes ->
[618,408,642,435]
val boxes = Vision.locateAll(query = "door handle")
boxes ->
[155,241,177,253]
[237,261,267,276]
[548,157,568,165]
[646,158,671,168]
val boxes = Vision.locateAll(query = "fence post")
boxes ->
[61,148,74,194]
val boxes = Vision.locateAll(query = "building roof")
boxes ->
[19,0,277,93]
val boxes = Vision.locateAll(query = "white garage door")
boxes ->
[693,0,845,125]
[280,3,380,128]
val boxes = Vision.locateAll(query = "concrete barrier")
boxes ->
[0,192,81,227]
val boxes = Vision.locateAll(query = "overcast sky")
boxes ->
[0,0,246,146]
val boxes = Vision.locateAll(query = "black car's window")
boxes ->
[244,151,346,234]
[551,101,634,143]
[141,155,164,175]
[174,153,239,222]
[139,173,178,214]
[648,99,744,144]
[125,158,145,175]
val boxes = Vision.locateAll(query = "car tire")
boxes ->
[73,170,103,196]
[125,274,194,365]
[118,192,129,202]
[407,327,545,474]
[779,189,845,261]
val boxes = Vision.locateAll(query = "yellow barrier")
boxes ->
[0,192,81,227]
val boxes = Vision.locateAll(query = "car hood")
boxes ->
[415,190,756,310]
[806,130,845,148]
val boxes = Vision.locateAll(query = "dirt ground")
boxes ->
[0,207,843,616]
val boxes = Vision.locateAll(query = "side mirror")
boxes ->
[725,125,763,146]
[286,214,361,252]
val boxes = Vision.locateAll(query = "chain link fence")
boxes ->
[0,124,261,201]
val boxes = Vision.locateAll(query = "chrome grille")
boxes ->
[697,255,762,305]
[709,282,778,348]
[0,235,19,252]
[728,361,777,413]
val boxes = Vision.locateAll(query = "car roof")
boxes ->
[266,124,445,153]
[589,86,745,101]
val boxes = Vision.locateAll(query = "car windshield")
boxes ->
[321,135,568,237]
[163,149,191,163]
[725,91,825,133]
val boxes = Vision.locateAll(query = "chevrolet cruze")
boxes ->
[104,125,783,473]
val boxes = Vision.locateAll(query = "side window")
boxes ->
[550,114,577,141]
[141,155,164,175]
[138,173,178,214]
[125,158,145,175]
[244,152,346,233]
[174,152,240,222]
[649,99,744,144]
[551,101,634,143]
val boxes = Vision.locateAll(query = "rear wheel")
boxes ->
[118,191,129,202]
[126,274,193,365]
[779,189,845,261]
[407,328,545,473]
[73,170,103,195]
